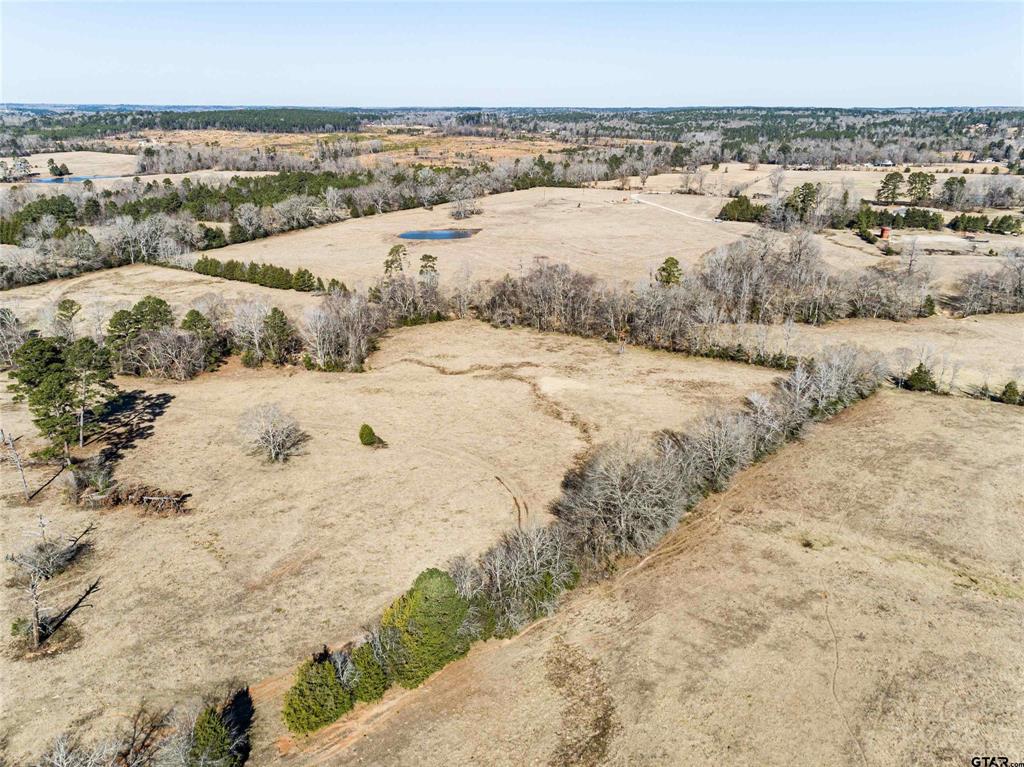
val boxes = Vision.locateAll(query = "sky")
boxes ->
[2,1,1022,108]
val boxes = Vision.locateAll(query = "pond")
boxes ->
[398,229,478,240]
[31,175,112,184]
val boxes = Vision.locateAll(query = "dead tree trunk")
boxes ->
[3,430,30,501]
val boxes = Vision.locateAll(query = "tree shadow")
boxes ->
[89,390,175,465]
[222,687,254,763]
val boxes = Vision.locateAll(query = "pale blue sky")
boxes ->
[2,1,1021,107]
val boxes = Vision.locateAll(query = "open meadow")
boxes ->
[273,389,1024,766]
[0,320,781,761]
[106,127,576,169]
[0,263,320,329]
[201,186,754,289]
[1,150,139,179]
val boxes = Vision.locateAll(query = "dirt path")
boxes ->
[630,193,720,223]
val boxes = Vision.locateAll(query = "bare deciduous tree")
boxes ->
[6,516,96,649]
[551,435,691,563]
[0,306,25,368]
[232,300,270,363]
[239,403,307,462]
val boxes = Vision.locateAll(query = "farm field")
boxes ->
[3,1,1022,763]
[0,320,781,761]
[200,183,1013,296]
[200,186,756,289]
[725,312,1024,389]
[272,389,1024,766]
[2,164,274,198]
[816,227,1019,295]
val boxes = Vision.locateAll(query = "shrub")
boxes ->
[239,403,307,462]
[190,705,240,767]
[1000,380,1021,405]
[904,363,938,392]
[11,616,30,637]
[920,294,936,317]
[282,658,353,735]
[379,568,470,688]
[359,423,380,446]
[717,195,766,222]
[350,642,390,702]
[240,348,260,368]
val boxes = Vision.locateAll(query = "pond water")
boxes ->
[31,175,111,184]
[398,229,477,240]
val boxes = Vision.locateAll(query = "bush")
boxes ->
[359,423,380,446]
[1000,380,1021,405]
[239,403,307,462]
[717,195,766,222]
[190,706,240,767]
[11,616,30,637]
[904,363,938,392]
[920,294,936,317]
[379,568,470,688]
[282,658,353,735]
[350,642,390,702]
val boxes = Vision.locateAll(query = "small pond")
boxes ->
[31,175,112,184]
[398,229,478,240]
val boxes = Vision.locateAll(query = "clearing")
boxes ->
[106,127,576,168]
[1,151,139,180]
[5,263,1020,389]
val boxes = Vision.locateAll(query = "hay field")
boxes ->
[201,187,755,289]
[276,389,1024,766]
[0,321,780,761]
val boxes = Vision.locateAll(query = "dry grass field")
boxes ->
[191,183,1013,296]
[633,162,1009,201]
[0,263,319,331]
[274,389,1024,767]
[725,313,1024,390]
[0,321,781,762]
[200,187,755,289]
[1,150,139,179]
[107,127,575,168]
[816,228,1019,294]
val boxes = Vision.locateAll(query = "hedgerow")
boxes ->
[282,657,353,734]
[380,568,470,689]
[281,343,887,735]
